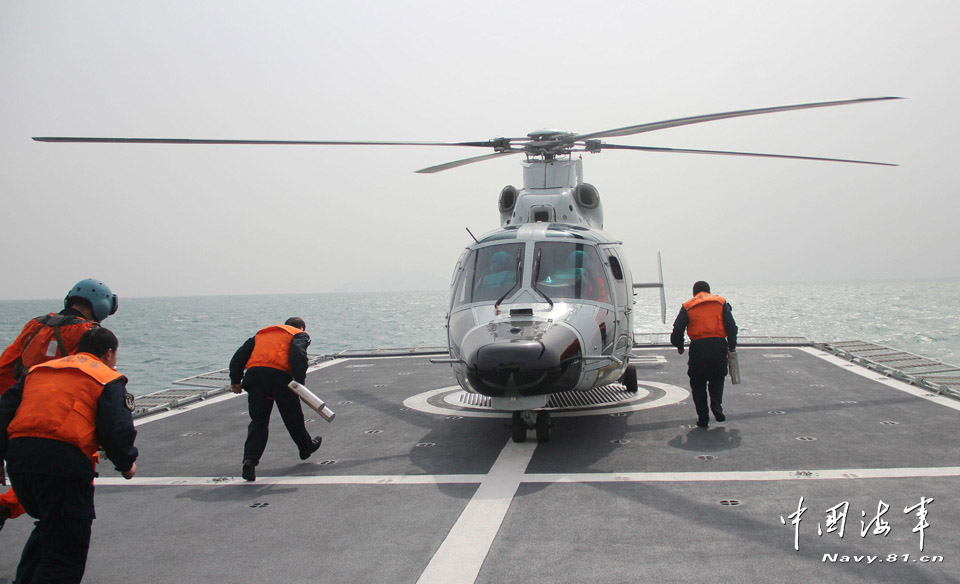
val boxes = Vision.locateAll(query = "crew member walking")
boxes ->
[0,278,119,530]
[230,317,321,481]
[0,327,138,584]
[671,281,738,428]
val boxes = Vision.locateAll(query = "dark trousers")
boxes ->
[8,472,94,584]
[243,386,313,464]
[687,338,729,422]
[690,372,725,422]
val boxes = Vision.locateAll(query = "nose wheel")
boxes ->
[510,410,553,443]
[622,364,638,393]
[535,411,552,443]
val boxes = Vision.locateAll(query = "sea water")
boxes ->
[1,281,958,396]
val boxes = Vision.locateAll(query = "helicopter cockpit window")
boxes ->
[452,243,524,307]
[533,242,610,303]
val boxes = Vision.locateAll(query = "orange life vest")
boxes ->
[7,353,124,462]
[245,325,302,373]
[682,293,727,340]
[0,313,97,393]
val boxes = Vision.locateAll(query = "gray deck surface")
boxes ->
[1,347,958,583]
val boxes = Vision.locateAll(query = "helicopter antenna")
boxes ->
[465,227,479,243]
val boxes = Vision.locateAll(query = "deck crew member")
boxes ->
[230,317,321,481]
[671,281,738,428]
[0,327,138,584]
[0,278,118,530]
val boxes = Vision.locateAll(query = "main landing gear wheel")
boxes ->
[622,364,638,393]
[535,410,552,443]
[511,411,527,443]
[510,410,548,443]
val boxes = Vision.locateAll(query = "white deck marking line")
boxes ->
[94,465,960,487]
[417,440,535,584]
[133,391,240,426]
[526,466,960,483]
[95,474,487,486]
[803,347,960,413]
[134,358,346,426]
[335,354,446,361]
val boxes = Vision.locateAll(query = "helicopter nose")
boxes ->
[463,324,582,397]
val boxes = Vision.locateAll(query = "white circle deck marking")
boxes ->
[404,381,688,418]
[441,386,651,410]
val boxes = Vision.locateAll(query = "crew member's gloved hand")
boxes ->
[677,347,684,355]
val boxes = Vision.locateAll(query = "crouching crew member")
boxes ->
[0,278,119,530]
[230,317,321,481]
[671,281,738,428]
[0,327,138,584]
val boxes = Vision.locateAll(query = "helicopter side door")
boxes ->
[602,246,634,355]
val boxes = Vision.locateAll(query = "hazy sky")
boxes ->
[2,1,957,300]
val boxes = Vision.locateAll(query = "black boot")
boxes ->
[299,436,322,460]
[241,459,256,482]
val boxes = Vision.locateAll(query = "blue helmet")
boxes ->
[65,278,118,322]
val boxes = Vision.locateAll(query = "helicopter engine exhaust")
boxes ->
[461,320,582,397]
[574,183,603,227]
[498,185,518,225]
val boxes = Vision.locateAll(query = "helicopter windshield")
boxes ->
[533,242,610,303]
[452,243,524,307]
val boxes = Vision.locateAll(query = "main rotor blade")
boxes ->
[31,137,500,147]
[599,143,897,166]
[576,97,903,141]
[415,151,522,174]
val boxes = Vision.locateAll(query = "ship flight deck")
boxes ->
[1,340,958,584]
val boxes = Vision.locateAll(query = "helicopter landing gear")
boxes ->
[535,410,552,443]
[510,410,552,443]
[510,411,527,443]
[622,364,638,393]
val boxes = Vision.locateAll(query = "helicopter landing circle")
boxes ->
[403,381,688,419]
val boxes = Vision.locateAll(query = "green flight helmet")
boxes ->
[65,278,118,322]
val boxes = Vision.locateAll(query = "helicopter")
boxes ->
[34,96,900,443]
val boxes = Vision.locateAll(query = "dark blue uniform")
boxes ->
[671,302,738,426]
[0,375,138,584]
[229,331,313,464]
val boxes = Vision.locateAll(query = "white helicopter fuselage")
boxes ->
[442,158,639,412]
[445,222,636,411]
